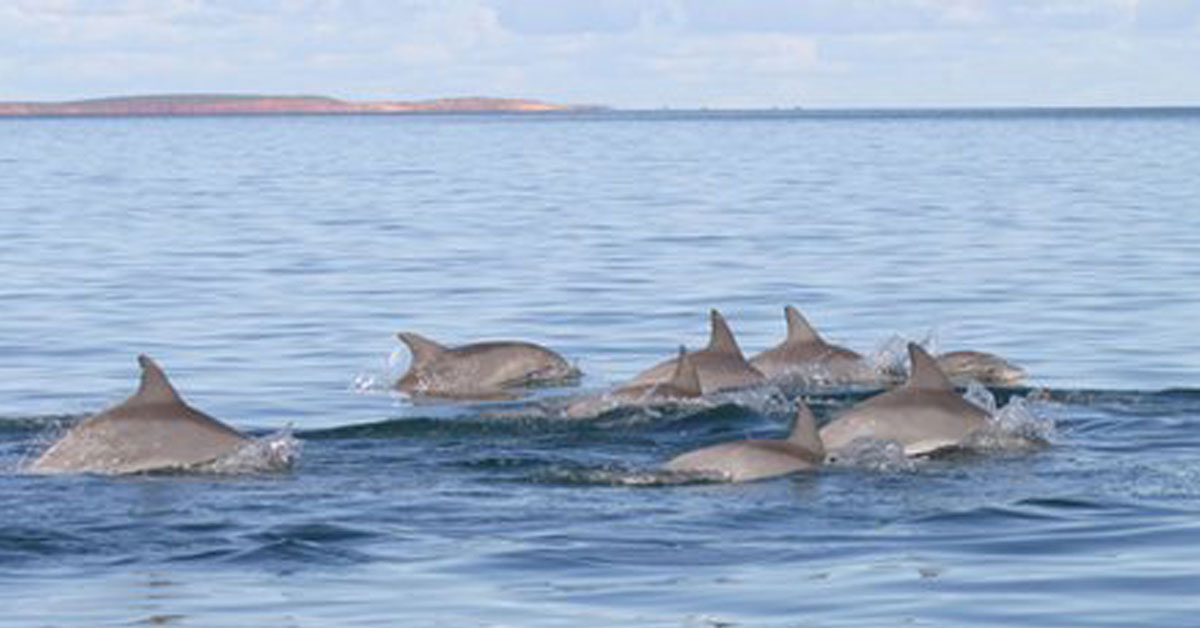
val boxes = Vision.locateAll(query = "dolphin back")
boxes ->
[818,343,989,457]
[30,356,248,474]
[630,310,764,393]
[749,306,874,385]
[396,335,578,398]
[665,439,820,483]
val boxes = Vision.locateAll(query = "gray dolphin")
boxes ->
[749,305,878,387]
[564,346,703,418]
[819,343,990,457]
[629,309,765,394]
[30,356,250,474]
[396,332,579,399]
[936,350,1026,386]
[663,400,824,482]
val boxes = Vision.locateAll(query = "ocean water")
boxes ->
[1,109,1199,626]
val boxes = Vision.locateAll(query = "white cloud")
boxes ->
[1,0,1198,106]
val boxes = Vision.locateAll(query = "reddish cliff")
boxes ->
[0,94,597,116]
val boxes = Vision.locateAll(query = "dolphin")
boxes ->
[936,350,1026,386]
[663,400,824,482]
[749,305,878,387]
[30,356,250,474]
[564,346,703,418]
[395,332,579,399]
[819,343,991,457]
[629,309,765,394]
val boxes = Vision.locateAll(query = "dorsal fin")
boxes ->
[666,345,702,397]
[907,342,953,391]
[784,305,822,344]
[134,355,185,405]
[396,332,448,367]
[787,398,824,457]
[706,309,744,356]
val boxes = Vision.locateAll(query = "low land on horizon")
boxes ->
[0,94,602,116]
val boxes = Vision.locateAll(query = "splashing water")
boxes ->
[869,333,941,383]
[825,437,917,472]
[963,379,999,413]
[351,348,409,394]
[195,429,303,475]
[985,396,1055,443]
[535,464,726,487]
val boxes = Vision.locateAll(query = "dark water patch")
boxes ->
[222,537,373,570]
[300,401,768,442]
[1032,387,1200,411]
[245,521,380,545]
[0,413,81,435]
[0,526,89,566]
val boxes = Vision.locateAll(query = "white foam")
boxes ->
[825,437,916,472]
[196,429,302,474]
[963,379,999,413]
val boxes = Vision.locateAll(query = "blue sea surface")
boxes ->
[1,109,1199,626]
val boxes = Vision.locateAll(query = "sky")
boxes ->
[2,0,1199,108]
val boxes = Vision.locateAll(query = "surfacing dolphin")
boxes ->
[396,332,579,400]
[564,346,703,419]
[749,305,879,387]
[30,356,250,475]
[663,400,824,482]
[629,309,765,394]
[819,343,990,457]
[936,350,1026,386]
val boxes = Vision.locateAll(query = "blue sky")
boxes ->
[3,0,1198,108]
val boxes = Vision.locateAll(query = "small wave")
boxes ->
[707,386,793,416]
[0,413,81,435]
[8,417,77,473]
[533,463,725,487]
[0,526,88,564]
[220,537,372,568]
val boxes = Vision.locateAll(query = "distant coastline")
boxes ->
[0,94,605,117]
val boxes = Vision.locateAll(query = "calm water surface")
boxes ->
[1,110,1199,626]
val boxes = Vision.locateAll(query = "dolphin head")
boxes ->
[936,350,1026,386]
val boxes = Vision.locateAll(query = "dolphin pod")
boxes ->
[30,356,250,475]
[28,306,1028,478]
[664,399,825,482]
[819,343,992,457]
[395,332,580,399]
[629,309,766,394]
